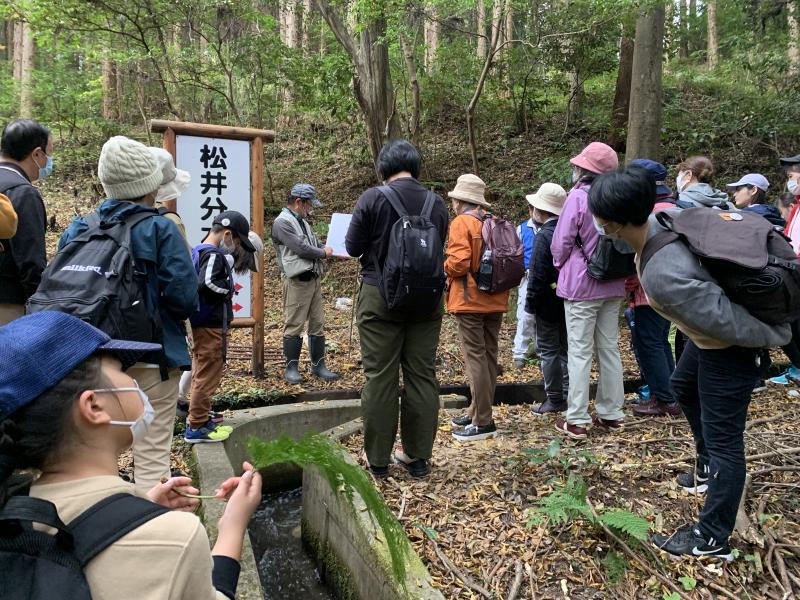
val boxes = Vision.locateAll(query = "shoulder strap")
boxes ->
[421,191,436,219]
[379,185,409,219]
[640,231,681,274]
[69,492,169,566]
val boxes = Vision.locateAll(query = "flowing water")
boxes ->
[248,487,333,600]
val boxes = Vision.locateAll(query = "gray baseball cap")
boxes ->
[726,173,769,192]
[290,183,324,208]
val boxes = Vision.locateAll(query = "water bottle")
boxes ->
[478,249,493,291]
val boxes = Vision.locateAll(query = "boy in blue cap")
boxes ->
[0,312,261,599]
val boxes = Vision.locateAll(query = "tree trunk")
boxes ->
[477,0,486,59]
[302,0,312,53]
[282,0,298,49]
[19,20,34,118]
[706,0,718,69]
[789,0,800,77]
[314,0,401,164]
[466,0,506,174]
[689,0,697,52]
[423,8,439,74]
[566,70,583,127]
[101,57,117,120]
[400,31,420,140]
[626,5,665,163]
[608,35,634,151]
[12,20,23,81]
[678,0,688,58]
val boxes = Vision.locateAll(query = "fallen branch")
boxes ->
[505,560,523,600]
[746,414,786,429]
[585,499,690,600]
[746,446,800,463]
[708,581,744,600]
[734,473,752,536]
[751,465,800,477]
[433,543,493,599]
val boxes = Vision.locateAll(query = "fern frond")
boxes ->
[598,509,650,541]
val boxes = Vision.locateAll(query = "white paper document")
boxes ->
[326,213,353,257]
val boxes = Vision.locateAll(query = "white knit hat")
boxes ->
[98,136,163,200]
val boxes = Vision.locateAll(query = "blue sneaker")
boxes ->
[769,366,800,385]
[184,420,232,443]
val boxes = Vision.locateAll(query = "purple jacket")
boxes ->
[550,183,626,301]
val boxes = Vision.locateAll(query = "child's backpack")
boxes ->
[25,210,160,344]
[640,207,800,326]
[468,213,526,293]
[0,493,168,600]
[376,185,446,312]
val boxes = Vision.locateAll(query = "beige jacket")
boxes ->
[30,476,227,600]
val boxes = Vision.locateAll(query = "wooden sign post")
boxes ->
[150,120,275,378]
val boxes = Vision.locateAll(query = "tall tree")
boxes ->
[626,4,665,163]
[101,56,117,120]
[706,0,718,69]
[477,0,486,59]
[314,0,401,163]
[609,33,634,151]
[678,0,688,58]
[19,19,35,117]
[423,8,439,74]
[788,0,800,77]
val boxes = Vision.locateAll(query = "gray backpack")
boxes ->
[640,207,800,326]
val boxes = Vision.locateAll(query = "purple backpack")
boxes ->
[469,213,526,293]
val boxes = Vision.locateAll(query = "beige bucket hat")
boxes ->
[448,174,492,209]
[526,182,568,215]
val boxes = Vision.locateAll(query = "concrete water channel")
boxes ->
[192,381,644,599]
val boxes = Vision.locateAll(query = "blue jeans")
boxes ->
[671,341,758,543]
[633,306,675,403]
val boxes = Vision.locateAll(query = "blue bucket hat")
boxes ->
[290,183,324,208]
[629,159,672,196]
[0,312,161,421]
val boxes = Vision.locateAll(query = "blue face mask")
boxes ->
[33,153,53,180]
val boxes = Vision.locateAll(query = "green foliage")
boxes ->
[598,510,650,542]
[526,474,590,527]
[247,434,411,585]
[663,592,680,600]
[678,575,697,591]
[601,551,628,584]
[522,438,598,473]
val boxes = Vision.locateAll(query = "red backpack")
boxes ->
[468,213,526,293]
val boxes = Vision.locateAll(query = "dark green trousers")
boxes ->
[357,283,443,468]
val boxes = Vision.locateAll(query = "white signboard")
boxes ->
[175,135,252,319]
[326,213,353,257]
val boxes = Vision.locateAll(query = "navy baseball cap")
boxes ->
[212,210,256,253]
[780,154,800,166]
[0,312,161,421]
[630,159,672,196]
[290,183,324,208]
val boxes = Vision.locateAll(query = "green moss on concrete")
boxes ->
[301,517,359,600]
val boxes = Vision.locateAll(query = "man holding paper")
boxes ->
[271,183,340,384]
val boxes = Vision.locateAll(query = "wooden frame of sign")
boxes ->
[150,119,275,378]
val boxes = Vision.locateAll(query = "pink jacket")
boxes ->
[625,200,676,307]
[550,183,626,301]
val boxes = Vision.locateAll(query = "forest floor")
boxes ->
[40,126,800,599]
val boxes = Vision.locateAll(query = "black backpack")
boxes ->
[375,185,446,312]
[26,210,161,345]
[640,207,800,326]
[0,493,168,600]
[575,231,636,281]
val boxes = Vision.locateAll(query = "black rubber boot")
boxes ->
[283,336,304,385]
[309,335,340,381]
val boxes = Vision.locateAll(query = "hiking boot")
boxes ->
[368,464,389,479]
[769,365,800,385]
[453,422,497,442]
[554,417,588,440]
[633,398,683,417]
[532,398,567,415]
[393,450,431,478]
[513,358,526,369]
[592,415,625,430]
[451,414,472,427]
[309,335,340,382]
[283,336,304,385]
[753,379,767,393]
[184,421,231,444]
[651,524,734,561]
[176,399,189,418]
[677,464,710,493]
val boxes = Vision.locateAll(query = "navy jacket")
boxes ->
[59,200,198,369]
[743,203,785,228]
[525,219,564,322]
[0,163,47,303]
[190,244,234,329]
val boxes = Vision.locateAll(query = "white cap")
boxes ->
[149,147,191,203]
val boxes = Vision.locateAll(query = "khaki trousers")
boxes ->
[454,312,503,427]
[0,303,24,326]
[128,365,180,494]
[283,276,324,338]
[357,283,443,468]
[188,327,226,430]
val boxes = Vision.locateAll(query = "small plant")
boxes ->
[248,434,411,585]
[602,550,628,584]
[522,439,599,473]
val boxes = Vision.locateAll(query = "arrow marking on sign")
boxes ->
[233,303,243,312]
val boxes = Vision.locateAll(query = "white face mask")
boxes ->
[592,215,622,239]
[219,233,236,255]
[788,179,800,196]
[676,171,690,192]
[572,168,581,184]
[95,385,154,445]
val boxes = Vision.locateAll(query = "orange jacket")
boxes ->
[0,193,17,239]
[444,213,510,314]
